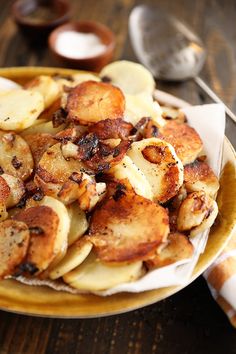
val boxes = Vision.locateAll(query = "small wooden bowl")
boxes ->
[48,21,115,71]
[11,0,71,40]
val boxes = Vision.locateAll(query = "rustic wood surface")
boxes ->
[0,0,236,353]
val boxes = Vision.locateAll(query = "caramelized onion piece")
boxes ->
[88,118,133,140]
[0,220,30,279]
[84,140,131,173]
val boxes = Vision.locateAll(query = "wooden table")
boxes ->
[0,1,236,353]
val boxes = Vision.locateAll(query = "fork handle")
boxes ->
[194,76,236,124]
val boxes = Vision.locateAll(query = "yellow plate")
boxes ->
[0,67,235,318]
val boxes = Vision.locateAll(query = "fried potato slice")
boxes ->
[66,81,125,125]
[63,251,143,291]
[0,131,34,181]
[108,156,153,200]
[14,196,70,272]
[25,75,60,109]
[49,238,93,280]
[146,232,194,269]
[124,93,164,126]
[37,142,85,183]
[21,120,66,136]
[100,60,155,95]
[39,196,70,266]
[177,191,218,237]
[14,205,60,273]
[127,138,184,203]
[0,220,30,279]
[23,133,56,165]
[35,143,86,197]
[89,189,169,263]
[184,160,219,198]
[67,202,88,246]
[158,121,203,165]
[1,173,25,208]
[0,89,44,131]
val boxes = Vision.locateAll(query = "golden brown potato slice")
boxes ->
[177,191,218,237]
[49,238,93,280]
[146,232,194,269]
[14,194,71,274]
[127,138,184,203]
[0,220,30,279]
[22,195,71,263]
[14,205,60,273]
[184,160,219,198]
[1,174,25,208]
[158,121,203,165]
[67,202,88,246]
[63,251,143,291]
[66,81,125,125]
[35,143,86,197]
[25,75,60,109]
[0,131,34,181]
[23,133,56,165]
[37,143,85,184]
[89,189,169,263]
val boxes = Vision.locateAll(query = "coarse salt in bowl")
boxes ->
[55,31,107,59]
[48,21,115,71]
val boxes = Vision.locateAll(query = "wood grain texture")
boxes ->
[0,0,235,353]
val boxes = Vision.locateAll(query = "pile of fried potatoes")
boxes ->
[0,61,219,292]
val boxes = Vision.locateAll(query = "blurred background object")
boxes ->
[129,5,236,123]
[48,21,115,71]
[11,0,71,41]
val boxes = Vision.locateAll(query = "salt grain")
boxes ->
[55,31,107,59]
